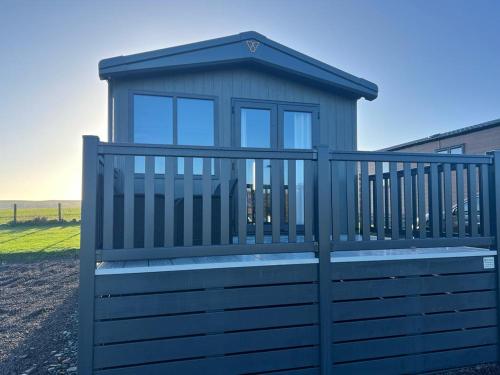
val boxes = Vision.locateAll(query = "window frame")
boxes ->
[129,90,219,177]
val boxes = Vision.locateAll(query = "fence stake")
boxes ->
[58,203,62,222]
[79,135,99,374]
[317,145,332,375]
[488,151,500,363]
[13,203,17,224]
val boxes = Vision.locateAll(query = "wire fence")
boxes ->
[0,203,81,225]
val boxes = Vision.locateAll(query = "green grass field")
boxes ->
[0,207,81,225]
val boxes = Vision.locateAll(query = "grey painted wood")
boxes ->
[102,154,114,249]
[123,156,134,248]
[480,163,491,236]
[443,163,453,237]
[202,158,212,245]
[389,162,399,239]
[288,160,297,242]
[360,161,370,240]
[164,157,175,246]
[403,162,412,239]
[468,164,479,236]
[346,161,355,240]
[237,158,247,244]
[78,136,99,374]
[332,346,497,375]
[304,159,314,242]
[417,163,426,239]
[255,159,264,243]
[456,163,466,237]
[330,162,340,241]
[271,159,281,242]
[144,156,155,248]
[95,304,319,344]
[183,157,193,246]
[375,161,384,239]
[330,150,492,164]
[430,163,440,237]
[333,308,497,342]
[220,158,230,244]
[95,346,319,375]
[95,283,318,319]
[94,325,318,368]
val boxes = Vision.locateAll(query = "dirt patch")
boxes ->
[0,258,79,374]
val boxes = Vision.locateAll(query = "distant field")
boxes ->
[0,204,81,225]
[0,224,80,261]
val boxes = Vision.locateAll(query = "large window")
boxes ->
[436,145,464,154]
[133,94,215,173]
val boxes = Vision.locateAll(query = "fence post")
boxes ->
[317,145,332,375]
[58,203,62,222]
[488,150,500,363]
[79,135,99,374]
[13,203,17,224]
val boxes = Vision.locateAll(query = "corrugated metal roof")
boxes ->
[382,118,500,151]
[99,31,378,101]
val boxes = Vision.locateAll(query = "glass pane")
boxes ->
[177,98,214,146]
[284,111,312,149]
[133,95,173,173]
[450,146,463,154]
[241,108,271,148]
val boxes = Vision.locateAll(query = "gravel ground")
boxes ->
[0,258,79,375]
[0,256,499,375]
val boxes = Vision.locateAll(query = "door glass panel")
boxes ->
[284,111,312,149]
[241,108,271,148]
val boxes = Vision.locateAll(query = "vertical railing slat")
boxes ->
[164,157,175,247]
[443,163,453,238]
[389,162,399,239]
[255,159,264,244]
[144,156,155,248]
[375,161,384,240]
[480,163,491,237]
[403,162,413,239]
[220,159,230,245]
[361,161,370,241]
[346,161,356,241]
[202,158,212,246]
[304,159,314,242]
[123,155,135,248]
[271,159,281,243]
[288,159,297,243]
[331,161,340,242]
[430,163,440,238]
[237,158,247,245]
[183,157,193,246]
[456,163,465,237]
[103,154,114,249]
[468,164,478,237]
[417,163,426,239]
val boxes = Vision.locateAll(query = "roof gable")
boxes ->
[99,31,378,101]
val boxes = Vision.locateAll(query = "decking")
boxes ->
[79,136,500,374]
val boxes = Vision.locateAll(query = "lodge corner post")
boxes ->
[79,135,99,375]
[316,145,333,374]
[488,150,500,362]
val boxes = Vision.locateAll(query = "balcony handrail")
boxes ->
[330,149,493,164]
[98,141,317,160]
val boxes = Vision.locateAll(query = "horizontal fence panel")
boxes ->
[332,290,497,322]
[333,308,497,342]
[329,150,492,164]
[95,304,319,344]
[334,326,497,363]
[94,346,319,375]
[96,283,318,319]
[94,325,319,368]
[332,272,496,301]
[332,345,497,375]
[96,263,318,295]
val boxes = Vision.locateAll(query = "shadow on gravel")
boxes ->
[0,249,78,264]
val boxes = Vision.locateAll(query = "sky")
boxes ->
[0,0,499,200]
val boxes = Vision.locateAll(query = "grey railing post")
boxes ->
[79,135,99,375]
[317,145,332,375]
[488,150,500,363]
